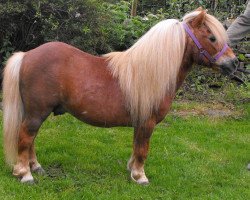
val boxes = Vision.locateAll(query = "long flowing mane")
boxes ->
[104,11,227,125]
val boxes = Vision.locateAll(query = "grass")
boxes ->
[0,101,249,200]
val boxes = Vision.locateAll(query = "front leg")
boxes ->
[128,119,156,185]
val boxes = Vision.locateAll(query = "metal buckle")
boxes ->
[199,48,205,54]
[211,58,216,63]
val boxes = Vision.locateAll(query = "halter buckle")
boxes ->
[199,49,205,54]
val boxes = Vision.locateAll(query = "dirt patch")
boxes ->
[171,101,243,118]
[46,163,67,179]
[172,109,233,117]
[205,109,232,117]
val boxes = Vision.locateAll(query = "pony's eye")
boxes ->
[209,36,216,42]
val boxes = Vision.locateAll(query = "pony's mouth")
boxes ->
[219,58,238,75]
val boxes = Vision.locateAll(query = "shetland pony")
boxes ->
[2,9,236,184]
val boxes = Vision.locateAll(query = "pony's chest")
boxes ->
[156,96,173,123]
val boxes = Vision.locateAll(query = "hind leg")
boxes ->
[13,118,43,183]
[29,142,45,175]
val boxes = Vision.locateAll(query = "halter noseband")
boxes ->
[183,23,228,64]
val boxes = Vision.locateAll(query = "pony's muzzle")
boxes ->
[219,58,238,75]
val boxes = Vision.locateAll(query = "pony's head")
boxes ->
[183,8,237,75]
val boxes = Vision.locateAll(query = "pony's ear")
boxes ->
[191,10,206,28]
[196,7,204,11]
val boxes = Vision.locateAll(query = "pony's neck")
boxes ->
[156,39,193,123]
[176,39,194,91]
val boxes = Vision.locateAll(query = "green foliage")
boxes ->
[0,0,107,62]
[139,0,247,19]
[0,0,164,65]
[238,54,246,61]
[29,0,111,54]
[224,82,250,103]
[176,66,250,104]
[99,1,166,51]
[0,38,15,65]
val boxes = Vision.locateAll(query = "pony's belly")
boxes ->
[70,110,131,127]
[64,101,131,127]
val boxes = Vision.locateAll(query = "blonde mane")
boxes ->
[104,10,227,125]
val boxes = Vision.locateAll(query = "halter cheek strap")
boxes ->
[183,23,228,64]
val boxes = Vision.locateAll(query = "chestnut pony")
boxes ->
[3,10,236,184]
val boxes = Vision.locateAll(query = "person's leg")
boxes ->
[227,1,250,46]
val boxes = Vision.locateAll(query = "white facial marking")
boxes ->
[216,54,236,65]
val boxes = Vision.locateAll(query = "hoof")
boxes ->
[20,174,35,184]
[21,179,35,185]
[131,172,149,185]
[32,167,46,175]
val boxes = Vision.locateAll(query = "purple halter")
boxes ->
[183,23,228,64]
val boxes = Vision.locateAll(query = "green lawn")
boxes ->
[0,102,249,200]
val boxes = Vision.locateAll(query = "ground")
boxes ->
[0,100,249,200]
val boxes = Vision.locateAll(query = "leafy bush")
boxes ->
[99,1,166,51]
[0,0,167,65]
[0,0,107,61]
[139,0,247,19]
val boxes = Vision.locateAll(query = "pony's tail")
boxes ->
[3,52,25,166]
